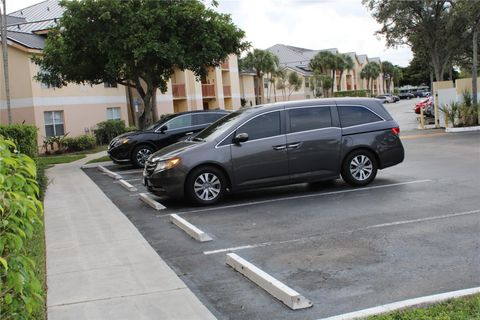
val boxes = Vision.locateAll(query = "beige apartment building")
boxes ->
[0,0,241,149]
[245,44,393,104]
[2,1,395,151]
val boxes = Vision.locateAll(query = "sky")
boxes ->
[7,0,413,67]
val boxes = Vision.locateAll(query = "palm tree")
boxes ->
[240,49,278,104]
[309,51,336,96]
[392,66,403,89]
[360,62,381,96]
[336,54,354,92]
[266,55,280,102]
[381,61,395,93]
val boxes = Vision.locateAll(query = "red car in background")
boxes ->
[415,96,433,114]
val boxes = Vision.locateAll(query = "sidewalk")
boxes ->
[44,151,216,320]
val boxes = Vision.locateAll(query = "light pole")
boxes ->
[0,0,12,124]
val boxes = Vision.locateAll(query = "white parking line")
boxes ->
[317,287,480,320]
[203,208,480,255]
[157,180,432,218]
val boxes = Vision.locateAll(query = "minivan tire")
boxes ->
[341,149,378,187]
[132,145,154,168]
[186,166,226,205]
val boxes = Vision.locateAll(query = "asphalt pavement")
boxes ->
[84,129,480,319]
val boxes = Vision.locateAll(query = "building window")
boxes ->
[264,78,269,89]
[107,107,121,120]
[44,111,65,137]
[305,78,309,87]
[104,81,118,88]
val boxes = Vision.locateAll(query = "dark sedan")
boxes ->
[108,110,229,167]
[143,98,405,205]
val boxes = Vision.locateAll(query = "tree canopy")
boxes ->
[34,0,249,128]
[363,0,466,82]
[240,49,279,104]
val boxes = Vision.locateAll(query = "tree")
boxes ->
[454,0,480,122]
[381,61,395,93]
[392,66,403,88]
[360,62,381,95]
[363,0,466,82]
[309,51,336,96]
[265,54,280,102]
[240,49,278,105]
[276,68,288,101]
[336,54,354,91]
[0,0,12,124]
[33,0,248,129]
[286,72,303,100]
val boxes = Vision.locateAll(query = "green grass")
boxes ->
[368,294,480,320]
[37,154,86,166]
[38,145,108,167]
[86,155,112,164]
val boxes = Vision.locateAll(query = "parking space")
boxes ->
[83,131,480,319]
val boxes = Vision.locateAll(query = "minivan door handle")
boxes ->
[272,145,286,151]
[287,142,301,149]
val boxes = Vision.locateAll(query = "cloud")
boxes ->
[217,0,412,66]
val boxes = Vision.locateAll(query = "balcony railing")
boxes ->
[221,60,230,70]
[202,84,215,98]
[223,85,231,97]
[172,84,186,99]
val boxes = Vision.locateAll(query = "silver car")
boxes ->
[143,98,404,205]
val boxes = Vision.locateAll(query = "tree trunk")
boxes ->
[337,70,344,92]
[1,1,12,124]
[273,79,277,102]
[331,69,335,96]
[472,25,478,123]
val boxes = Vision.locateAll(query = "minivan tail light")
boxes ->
[391,127,400,135]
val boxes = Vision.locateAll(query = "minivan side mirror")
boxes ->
[233,132,249,144]
[159,125,168,133]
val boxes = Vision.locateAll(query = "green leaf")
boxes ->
[0,256,8,270]
[5,293,13,304]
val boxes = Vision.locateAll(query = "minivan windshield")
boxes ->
[193,107,254,142]
[145,114,176,131]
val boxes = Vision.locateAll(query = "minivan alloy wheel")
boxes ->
[349,155,373,181]
[194,173,221,201]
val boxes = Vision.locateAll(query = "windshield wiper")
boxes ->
[192,137,205,142]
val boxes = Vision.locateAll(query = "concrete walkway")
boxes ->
[44,151,216,320]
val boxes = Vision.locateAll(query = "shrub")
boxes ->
[63,135,96,152]
[0,125,38,158]
[94,120,127,145]
[0,136,44,318]
[125,126,138,133]
[334,90,370,98]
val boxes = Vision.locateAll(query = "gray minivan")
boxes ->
[143,98,404,205]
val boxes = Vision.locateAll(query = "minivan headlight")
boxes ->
[154,157,181,172]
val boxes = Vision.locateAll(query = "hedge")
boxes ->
[94,120,127,145]
[0,125,38,158]
[63,135,96,152]
[0,136,44,318]
[334,90,372,98]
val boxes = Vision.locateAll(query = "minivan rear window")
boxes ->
[338,106,383,127]
[289,107,332,133]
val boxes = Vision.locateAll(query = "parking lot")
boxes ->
[84,100,479,319]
